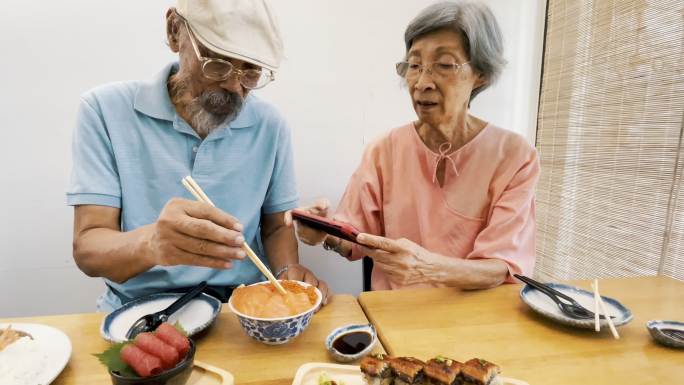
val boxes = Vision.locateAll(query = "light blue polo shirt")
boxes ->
[67,62,299,311]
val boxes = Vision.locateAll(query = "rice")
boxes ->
[0,337,49,385]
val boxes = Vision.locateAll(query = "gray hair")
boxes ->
[404,1,506,100]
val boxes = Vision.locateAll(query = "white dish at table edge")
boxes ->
[646,320,684,349]
[0,322,72,385]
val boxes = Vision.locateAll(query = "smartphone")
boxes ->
[291,209,360,244]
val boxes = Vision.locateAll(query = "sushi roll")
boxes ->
[360,354,393,385]
[389,356,427,385]
[461,358,501,385]
[424,356,464,385]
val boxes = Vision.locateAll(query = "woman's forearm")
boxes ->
[429,254,509,289]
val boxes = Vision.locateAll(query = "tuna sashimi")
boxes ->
[120,344,163,377]
[133,332,180,369]
[155,323,190,357]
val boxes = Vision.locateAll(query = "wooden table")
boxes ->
[0,294,383,385]
[359,276,684,385]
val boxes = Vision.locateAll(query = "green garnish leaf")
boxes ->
[319,372,332,385]
[93,342,139,378]
[434,355,446,363]
[173,321,188,337]
[319,371,344,385]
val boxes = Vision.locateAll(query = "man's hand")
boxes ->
[284,198,330,245]
[277,263,331,306]
[146,198,247,269]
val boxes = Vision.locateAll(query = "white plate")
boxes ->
[291,363,364,385]
[101,293,222,343]
[290,362,530,385]
[0,323,72,385]
[520,283,633,329]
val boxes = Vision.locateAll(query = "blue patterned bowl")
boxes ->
[646,320,684,349]
[228,280,322,345]
[325,323,377,363]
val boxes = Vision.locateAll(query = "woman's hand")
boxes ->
[357,233,510,289]
[277,263,331,306]
[284,198,330,245]
[356,233,440,286]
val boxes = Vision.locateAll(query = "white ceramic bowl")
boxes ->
[228,280,322,345]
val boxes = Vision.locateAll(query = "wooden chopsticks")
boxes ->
[592,279,601,332]
[592,279,619,339]
[181,175,287,295]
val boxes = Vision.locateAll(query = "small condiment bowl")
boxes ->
[109,339,196,385]
[646,320,684,349]
[325,323,377,363]
[228,280,322,345]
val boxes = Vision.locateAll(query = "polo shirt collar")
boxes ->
[134,61,257,131]
[134,62,178,122]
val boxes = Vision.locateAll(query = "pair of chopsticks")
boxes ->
[181,175,287,295]
[591,279,619,339]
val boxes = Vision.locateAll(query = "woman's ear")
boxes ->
[166,8,180,52]
[474,73,488,89]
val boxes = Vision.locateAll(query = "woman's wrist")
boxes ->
[440,257,509,288]
[415,251,452,285]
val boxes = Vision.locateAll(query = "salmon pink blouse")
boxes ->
[334,123,540,290]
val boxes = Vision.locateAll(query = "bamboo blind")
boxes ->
[535,0,684,281]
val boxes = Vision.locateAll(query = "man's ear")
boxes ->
[166,8,180,53]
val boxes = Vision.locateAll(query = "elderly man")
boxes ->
[68,0,329,311]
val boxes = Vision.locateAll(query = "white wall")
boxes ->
[0,0,545,317]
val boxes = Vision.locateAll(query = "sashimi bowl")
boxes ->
[109,339,196,385]
[228,280,322,345]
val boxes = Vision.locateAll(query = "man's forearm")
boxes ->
[323,235,353,258]
[73,225,154,284]
[263,224,299,274]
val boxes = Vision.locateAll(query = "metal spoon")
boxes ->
[125,281,208,340]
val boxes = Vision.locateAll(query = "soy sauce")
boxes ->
[332,331,372,355]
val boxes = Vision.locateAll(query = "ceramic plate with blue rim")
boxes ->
[646,320,684,349]
[100,293,221,343]
[519,283,633,329]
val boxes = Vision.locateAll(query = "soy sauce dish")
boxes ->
[325,324,377,363]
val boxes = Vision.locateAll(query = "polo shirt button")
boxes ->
[192,146,199,153]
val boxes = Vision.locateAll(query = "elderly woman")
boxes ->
[287,1,539,290]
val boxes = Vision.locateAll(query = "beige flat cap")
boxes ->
[177,0,284,71]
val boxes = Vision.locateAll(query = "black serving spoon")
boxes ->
[125,281,208,340]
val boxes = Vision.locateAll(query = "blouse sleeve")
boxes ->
[333,143,385,261]
[465,150,540,282]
